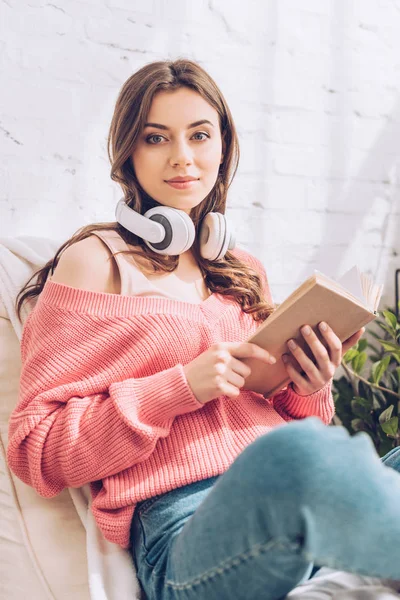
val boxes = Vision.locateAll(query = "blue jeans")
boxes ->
[130,417,400,600]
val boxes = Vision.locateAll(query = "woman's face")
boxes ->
[131,87,224,214]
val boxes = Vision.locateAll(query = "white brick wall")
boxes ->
[0,0,399,306]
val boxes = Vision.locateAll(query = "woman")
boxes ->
[8,58,400,600]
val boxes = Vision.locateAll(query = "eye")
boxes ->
[192,131,210,141]
[145,131,210,145]
[146,134,165,145]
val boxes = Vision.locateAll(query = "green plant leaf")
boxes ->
[382,310,398,330]
[377,323,397,337]
[371,392,384,410]
[352,351,367,374]
[381,416,399,438]
[333,308,400,453]
[351,397,373,424]
[351,396,372,410]
[379,405,394,424]
[333,376,356,402]
[369,330,383,340]
[343,348,358,363]
[369,353,384,363]
[372,388,389,408]
[376,322,393,334]
[389,372,398,388]
[371,355,391,384]
[378,437,394,457]
[357,339,368,352]
[378,340,400,352]
[359,380,373,401]
[333,377,358,430]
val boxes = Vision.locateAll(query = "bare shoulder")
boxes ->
[49,234,121,294]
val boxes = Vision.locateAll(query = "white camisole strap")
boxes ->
[90,229,178,300]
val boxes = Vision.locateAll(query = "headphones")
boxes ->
[115,198,236,260]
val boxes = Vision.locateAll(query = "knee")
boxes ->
[243,417,340,465]
[235,417,351,496]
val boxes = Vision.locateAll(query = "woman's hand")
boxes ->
[282,323,365,396]
[183,342,277,405]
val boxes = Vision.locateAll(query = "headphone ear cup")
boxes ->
[143,206,195,255]
[200,212,233,261]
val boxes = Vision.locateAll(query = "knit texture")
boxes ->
[7,249,334,548]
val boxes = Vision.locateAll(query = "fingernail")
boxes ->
[288,339,297,350]
[319,322,327,331]
[268,356,276,364]
[282,354,289,363]
[302,326,311,336]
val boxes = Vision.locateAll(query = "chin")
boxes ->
[163,197,205,212]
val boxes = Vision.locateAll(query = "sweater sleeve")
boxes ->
[7,302,203,498]
[270,380,335,424]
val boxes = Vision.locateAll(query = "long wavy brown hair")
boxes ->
[15,58,274,323]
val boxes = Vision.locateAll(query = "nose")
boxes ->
[168,138,193,167]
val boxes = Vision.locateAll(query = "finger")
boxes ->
[212,346,274,373]
[282,354,313,394]
[229,356,252,379]
[342,328,365,354]
[212,371,241,399]
[299,325,335,372]
[226,368,247,389]
[214,357,247,388]
[228,342,277,365]
[220,381,242,398]
[286,337,321,381]
[316,322,342,367]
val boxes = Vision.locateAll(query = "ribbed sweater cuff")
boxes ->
[273,379,334,424]
[110,364,203,426]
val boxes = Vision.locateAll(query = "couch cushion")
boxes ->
[0,305,90,600]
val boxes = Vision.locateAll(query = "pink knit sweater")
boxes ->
[7,249,334,548]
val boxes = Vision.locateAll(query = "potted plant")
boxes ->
[333,308,400,457]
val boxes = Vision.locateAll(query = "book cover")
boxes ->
[242,270,381,397]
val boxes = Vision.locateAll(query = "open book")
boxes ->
[242,266,383,397]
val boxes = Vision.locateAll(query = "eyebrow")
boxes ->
[143,119,215,130]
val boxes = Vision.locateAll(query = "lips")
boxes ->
[166,176,199,182]
[166,179,198,189]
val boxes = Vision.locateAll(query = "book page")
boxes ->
[316,266,383,312]
[336,266,365,304]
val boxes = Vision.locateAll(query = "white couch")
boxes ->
[0,236,141,600]
[0,295,91,599]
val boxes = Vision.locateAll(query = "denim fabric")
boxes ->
[130,417,400,600]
